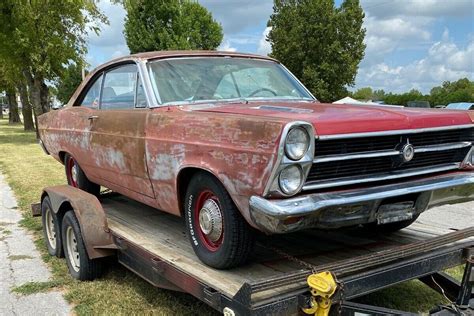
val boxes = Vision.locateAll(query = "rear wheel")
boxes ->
[41,196,63,258]
[64,153,100,195]
[62,211,104,280]
[184,172,255,269]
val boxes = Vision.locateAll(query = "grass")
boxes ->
[8,255,34,260]
[0,118,466,314]
[0,119,215,315]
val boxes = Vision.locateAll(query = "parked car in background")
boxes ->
[407,100,431,108]
[37,51,474,268]
[446,102,474,110]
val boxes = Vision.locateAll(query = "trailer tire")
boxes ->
[41,196,64,258]
[184,172,255,269]
[64,153,100,196]
[62,211,104,280]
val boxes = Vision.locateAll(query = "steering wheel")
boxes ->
[247,88,277,97]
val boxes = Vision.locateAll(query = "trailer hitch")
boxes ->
[302,271,337,316]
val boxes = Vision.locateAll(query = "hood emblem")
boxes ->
[401,139,415,162]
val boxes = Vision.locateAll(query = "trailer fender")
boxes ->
[42,185,116,259]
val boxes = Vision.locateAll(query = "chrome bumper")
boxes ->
[249,172,474,234]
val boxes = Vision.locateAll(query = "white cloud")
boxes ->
[362,0,474,19]
[198,0,273,34]
[219,40,237,52]
[356,35,474,93]
[257,27,271,56]
[86,0,129,68]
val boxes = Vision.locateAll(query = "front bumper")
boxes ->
[249,172,474,233]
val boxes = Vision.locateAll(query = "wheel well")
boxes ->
[59,151,67,165]
[176,168,219,216]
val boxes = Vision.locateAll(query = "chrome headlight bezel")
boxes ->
[284,127,310,161]
[263,121,316,197]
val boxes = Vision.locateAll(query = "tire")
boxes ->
[184,172,255,269]
[64,153,100,196]
[367,214,420,234]
[41,196,64,258]
[61,211,104,280]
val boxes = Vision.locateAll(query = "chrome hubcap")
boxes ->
[66,226,80,272]
[198,199,223,242]
[44,208,56,250]
[71,164,78,184]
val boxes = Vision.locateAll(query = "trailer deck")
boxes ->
[99,193,474,314]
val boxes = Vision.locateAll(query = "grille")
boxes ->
[314,128,474,156]
[305,126,474,190]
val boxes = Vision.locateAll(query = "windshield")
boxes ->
[148,57,313,104]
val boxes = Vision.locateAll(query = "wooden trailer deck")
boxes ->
[102,193,473,304]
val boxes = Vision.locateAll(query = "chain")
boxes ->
[260,242,346,315]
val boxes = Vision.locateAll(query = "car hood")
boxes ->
[185,101,473,136]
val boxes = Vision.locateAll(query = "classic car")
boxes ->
[38,51,474,269]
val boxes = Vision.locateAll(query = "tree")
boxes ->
[6,88,21,124]
[429,78,474,106]
[268,0,366,102]
[56,63,86,105]
[122,0,223,53]
[0,1,106,134]
[353,87,373,100]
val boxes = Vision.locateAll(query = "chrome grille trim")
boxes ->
[313,149,400,163]
[303,163,461,191]
[312,141,472,164]
[415,141,472,153]
[318,124,474,140]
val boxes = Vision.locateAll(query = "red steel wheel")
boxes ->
[194,190,224,252]
[66,156,79,188]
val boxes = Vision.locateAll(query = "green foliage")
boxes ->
[352,87,373,100]
[56,63,86,105]
[268,0,366,102]
[383,89,427,106]
[378,78,474,107]
[122,0,223,53]
[429,78,474,106]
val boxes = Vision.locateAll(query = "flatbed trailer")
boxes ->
[34,186,474,315]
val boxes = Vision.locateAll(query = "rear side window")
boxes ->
[101,64,138,110]
[80,74,103,108]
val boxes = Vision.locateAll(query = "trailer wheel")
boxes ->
[62,211,104,280]
[184,172,255,269]
[64,153,100,196]
[41,196,64,258]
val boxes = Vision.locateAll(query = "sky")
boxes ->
[86,0,474,94]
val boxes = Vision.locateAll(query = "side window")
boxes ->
[101,64,138,110]
[80,74,103,108]
[136,75,147,108]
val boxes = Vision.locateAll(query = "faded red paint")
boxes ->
[37,51,474,231]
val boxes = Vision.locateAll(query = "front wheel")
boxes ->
[184,172,255,269]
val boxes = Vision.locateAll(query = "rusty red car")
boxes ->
[38,51,474,268]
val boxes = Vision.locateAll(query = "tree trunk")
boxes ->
[6,88,22,124]
[40,81,49,113]
[17,83,35,131]
[24,70,43,138]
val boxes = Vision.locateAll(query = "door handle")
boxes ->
[88,115,99,121]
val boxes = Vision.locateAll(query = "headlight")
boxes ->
[285,127,310,160]
[279,165,303,195]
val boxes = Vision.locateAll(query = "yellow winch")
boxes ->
[302,271,337,316]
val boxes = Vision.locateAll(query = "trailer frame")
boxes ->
[33,186,474,315]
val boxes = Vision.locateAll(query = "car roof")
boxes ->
[92,50,278,74]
